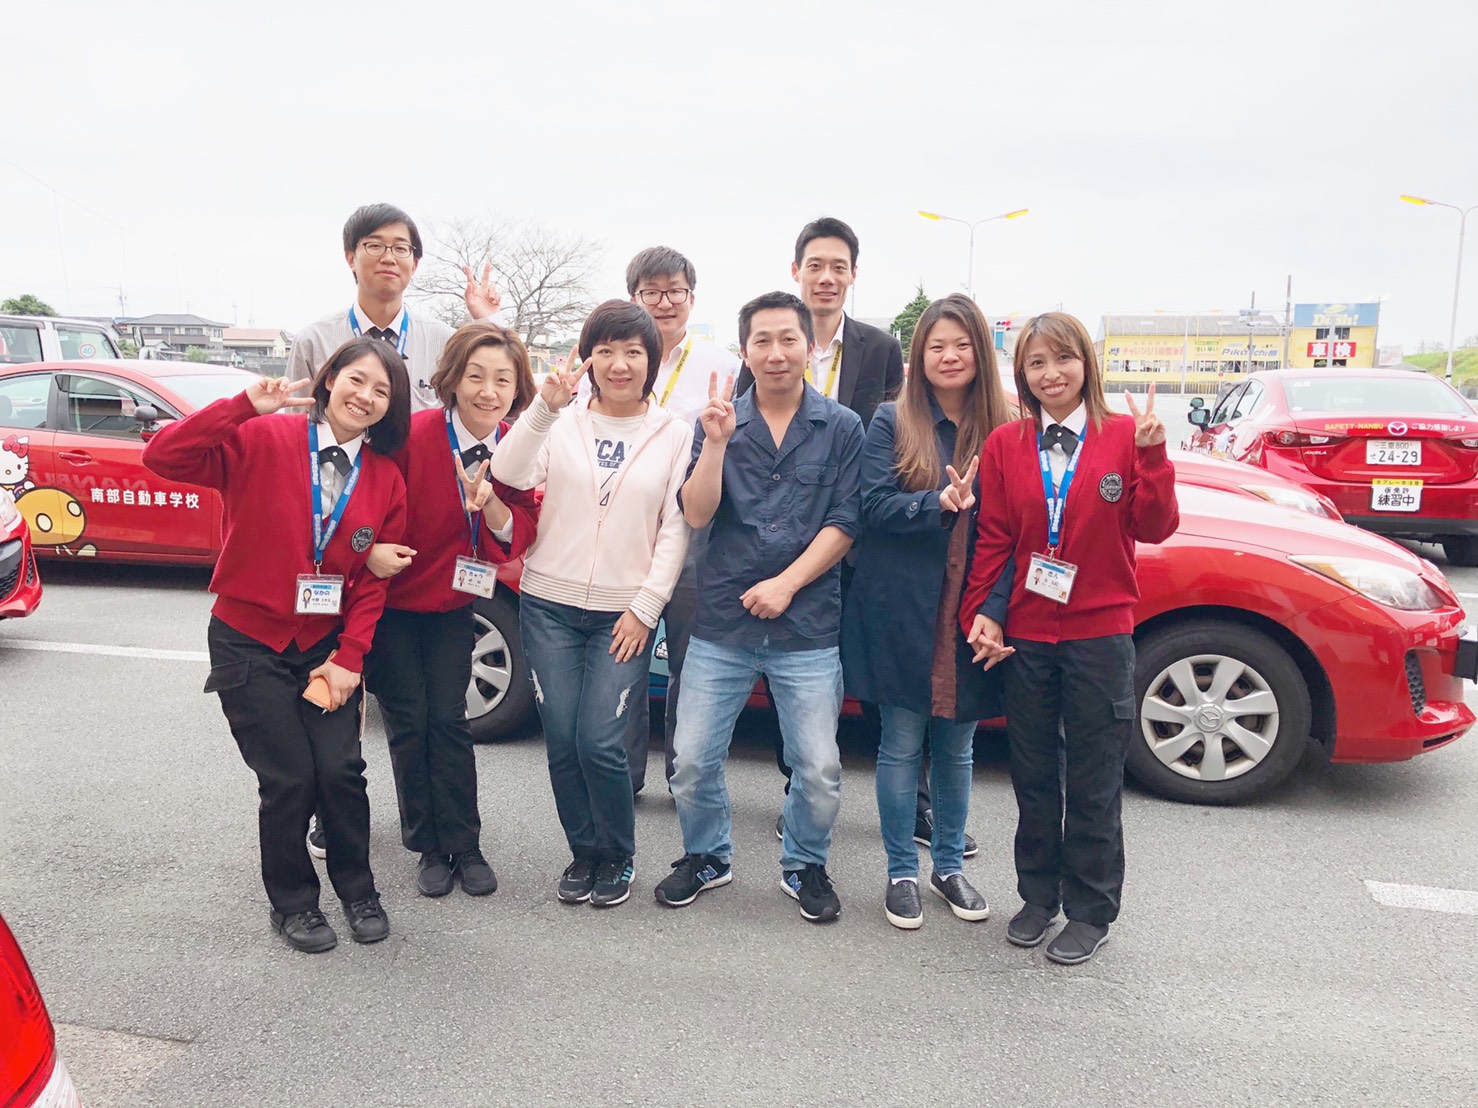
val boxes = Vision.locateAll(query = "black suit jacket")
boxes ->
[735,314,904,430]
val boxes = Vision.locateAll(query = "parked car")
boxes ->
[1184,368,1478,563]
[0,911,83,1106]
[0,315,123,364]
[0,485,42,619]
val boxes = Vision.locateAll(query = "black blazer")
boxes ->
[736,314,904,430]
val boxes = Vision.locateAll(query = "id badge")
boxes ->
[1025,553,1077,605]
[296,574,344,614]
[452,556,496,599]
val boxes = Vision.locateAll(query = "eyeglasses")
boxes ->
[359,240,415,260]
[636,288,691,306]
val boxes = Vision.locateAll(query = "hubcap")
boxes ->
[465,611,512,720]
[1140,653,1280,782]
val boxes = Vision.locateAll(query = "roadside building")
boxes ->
[221,327,291,370]
[1286,302,1379,368]
[1098,313,1287,394]
[117,314,229,359]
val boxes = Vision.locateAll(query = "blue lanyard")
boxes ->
[446,411,499,558]
[1037,429,1083,554]
[308,422,363,569]
[348,305,409,356]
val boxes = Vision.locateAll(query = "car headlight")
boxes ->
[1290,556,1445,611]
[0,487,19,529]
[1242,484,1333,518]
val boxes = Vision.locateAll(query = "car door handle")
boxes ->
[58,450,94,464]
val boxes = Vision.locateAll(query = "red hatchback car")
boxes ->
[0,485,42,619]
[1184,368,1478,563]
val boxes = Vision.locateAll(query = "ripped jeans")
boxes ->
[519,594,654,862]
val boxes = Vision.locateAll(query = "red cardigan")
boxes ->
[143,391,406,672]
[385,408,540,613]
[959,413,1178,644]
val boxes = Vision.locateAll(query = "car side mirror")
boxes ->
[1187,407,1210,427]
[135,403,161,440]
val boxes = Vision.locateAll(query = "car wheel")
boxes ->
[1127,621,1311,805]
[1442,535,1478,567]
[466,591,534,741]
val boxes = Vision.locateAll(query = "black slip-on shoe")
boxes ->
[1045,921,1110,965]
[929,872,990,922]
[884,879,923,930]
[1006,903,1059,948]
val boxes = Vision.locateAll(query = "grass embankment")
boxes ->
[1406,348,1478,388]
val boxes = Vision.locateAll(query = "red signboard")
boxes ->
[1307,341,1358,359]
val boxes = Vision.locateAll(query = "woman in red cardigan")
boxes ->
[363,322,539,900]
[960,312,1178,965]
[143,337,411,954]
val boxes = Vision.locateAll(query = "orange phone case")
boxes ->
[302,651,338,710]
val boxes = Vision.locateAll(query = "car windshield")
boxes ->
[1285,375,1471,416]
[159,372,256,411]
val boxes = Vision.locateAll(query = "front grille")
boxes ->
[1405,651,1427,715]
[23,552,35,585]
[0,563,18,599]
[0,538,21,599]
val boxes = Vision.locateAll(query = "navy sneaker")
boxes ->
[654,853,732,907]
[590,857,635,908]
[781,863,841,923]
[557,855,598,904]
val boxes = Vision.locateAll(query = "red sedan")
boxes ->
[1184,368,1478,563]
[0,485,42,618]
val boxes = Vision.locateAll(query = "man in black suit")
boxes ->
[740,216,978,859]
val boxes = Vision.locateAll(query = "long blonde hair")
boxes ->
[894,295,1012,492]
[1012,312,1109,432]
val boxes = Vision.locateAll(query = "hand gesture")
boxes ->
[966,614,1015,672]
[454,455,496,512]
[541,355,584,411]
[462,263,502,319]
[366,542,416,579]
[609,610,650,664]
[938,456,979,514]
[699,372,737,444]
[740,576,797,620]
[308,657,360,711]
[247,375,313,416]
[1125,385,1165,448]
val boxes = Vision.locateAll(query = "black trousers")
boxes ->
[205,616,376,915]
[366,606,481,855]
[1001,634,1135,927]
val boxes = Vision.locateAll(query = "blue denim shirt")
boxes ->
[683,383,863,651]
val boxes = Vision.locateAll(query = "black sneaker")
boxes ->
[416,852,454,898]
[912,808,979,858]
[270,908,337,953]
[654,853,732,907]
[781,863,841,923]
[452,849,498,897]
[557,856,598,903]
[929,872,990,922]
[306,814,327,860]
[884,879,923,931]
[342,894,390,944]
[1006,903,1059,948]
[590,857,635,908]
[1045,921,1110,965]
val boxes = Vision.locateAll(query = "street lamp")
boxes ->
[1400,194,1477,384]
[918,207,1029,300]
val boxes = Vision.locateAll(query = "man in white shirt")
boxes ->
[287,203,503,411]
[617,246,740,796]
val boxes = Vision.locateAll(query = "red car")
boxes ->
[1184,368,1478,563]
[0,486,42,618]
[0,911,82,1106]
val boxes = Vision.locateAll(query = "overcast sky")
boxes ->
[7,0,1476,350]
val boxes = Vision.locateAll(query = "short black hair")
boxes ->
[625,246,696,296]
[308,336,412,455]
[576,300,664,400]
[342,203,423,261]
[793,216,859,268]
[738,291,814,349]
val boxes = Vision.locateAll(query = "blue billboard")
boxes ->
[1293,303,1379,327]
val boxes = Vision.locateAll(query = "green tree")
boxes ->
[1,294,58,316]
[890,284,931,355]
[184,346,210,363]
[118,338,139,358]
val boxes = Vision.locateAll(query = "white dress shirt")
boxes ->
[1042,402,1088,489]
[312,420,364,515]
[808,315,846,400]
[450,408,514,543]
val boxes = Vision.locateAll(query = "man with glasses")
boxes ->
[287,202,503,411]
[608,247,739,796]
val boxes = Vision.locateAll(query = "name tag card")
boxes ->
[452,556,496,598]
[296,574,344,614]
[1025,553,1076,605]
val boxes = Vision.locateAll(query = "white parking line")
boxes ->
[0,639,208,662]
[1459,592,1478,599]
[1364,880,1478,916]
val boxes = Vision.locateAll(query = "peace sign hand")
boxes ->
[1125,384,1166,448]
[541,354,584,411]
[699,372,737,444]
[247,375,313,415]
[462,263,502,319]
[454,455,495,513]
[938,455,979,514]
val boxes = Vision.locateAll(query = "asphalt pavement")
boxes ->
[3,551,1477,1108]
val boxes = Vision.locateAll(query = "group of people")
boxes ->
[143,203,1178,968]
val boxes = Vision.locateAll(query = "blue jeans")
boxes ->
[671,636,842,870]
[519,594,654,862]
[876,707,977,879]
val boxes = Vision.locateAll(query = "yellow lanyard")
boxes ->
[805,341,843,397]
[658,337,695,407]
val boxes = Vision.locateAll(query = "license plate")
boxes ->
[1371,479,1423,512]
[1366,440,1422,465]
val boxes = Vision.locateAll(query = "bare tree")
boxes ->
[414,216,603,346]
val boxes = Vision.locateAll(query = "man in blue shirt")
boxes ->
[654,291,862,923]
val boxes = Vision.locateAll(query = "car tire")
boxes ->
[1127,621,1311,805]
[466,591,535,741]
[1442,535,1478,567]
